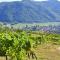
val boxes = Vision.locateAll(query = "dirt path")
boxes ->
[0,57,6,60]
[35,44,60,60]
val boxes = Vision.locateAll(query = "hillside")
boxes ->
[0,0,60,23]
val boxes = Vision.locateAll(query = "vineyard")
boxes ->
[0,27,60,60]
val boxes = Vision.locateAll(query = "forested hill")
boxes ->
[0,0,60,23]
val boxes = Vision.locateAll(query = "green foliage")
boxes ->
[0,29,37,60]
[0,28,60,60]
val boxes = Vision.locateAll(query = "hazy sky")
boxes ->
[33,0,48,1]
[0,0,59,2]
[0,0,21,2]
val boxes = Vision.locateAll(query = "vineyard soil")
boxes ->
[0,44,60,60]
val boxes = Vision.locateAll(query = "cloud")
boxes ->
[33,0,48,1]
[0,0,22,2]
[58,0,60,1]
[0,0,48,2]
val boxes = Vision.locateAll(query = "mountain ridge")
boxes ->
[0,1,60,24]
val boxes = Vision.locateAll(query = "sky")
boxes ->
[33,0,48,1]
[0,0,21,2]
[0,0,59,2]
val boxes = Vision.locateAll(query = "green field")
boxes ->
[0,27,60,60]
